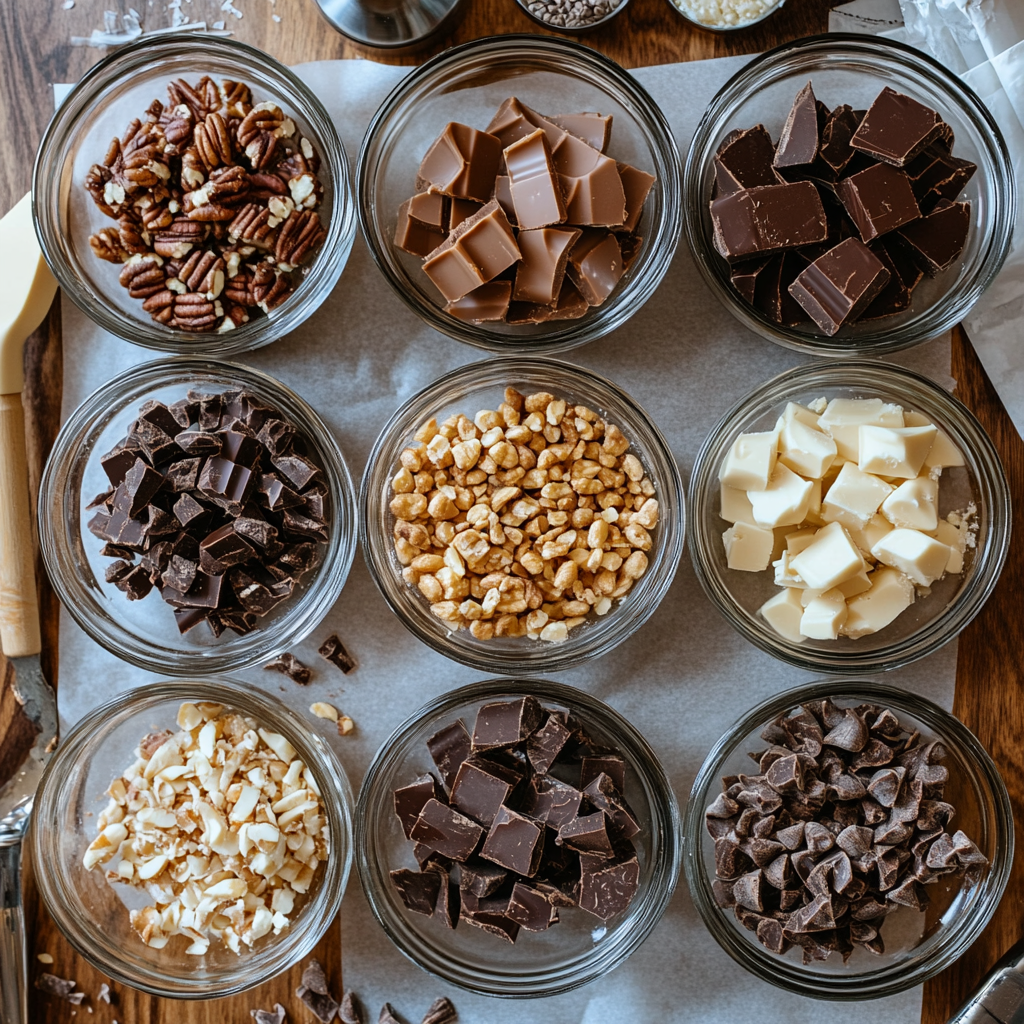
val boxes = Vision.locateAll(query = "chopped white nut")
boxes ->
[310,702,339,722]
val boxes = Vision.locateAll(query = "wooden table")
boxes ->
[1,0,1021,1020]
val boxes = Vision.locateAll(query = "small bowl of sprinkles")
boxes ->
[668,0,784,31]
[513,0,629,33]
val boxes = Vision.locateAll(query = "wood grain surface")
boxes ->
[2,0,1021,1020]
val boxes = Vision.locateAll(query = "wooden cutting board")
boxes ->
[2,0,1022,1020]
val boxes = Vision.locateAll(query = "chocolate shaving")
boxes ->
[319,633,356,674]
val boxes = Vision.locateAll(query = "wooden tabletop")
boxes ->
[2,0,1022,1020]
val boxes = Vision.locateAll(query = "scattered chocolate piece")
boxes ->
[319,633,356,674]
[34,973,79,1000]
[297,960,340,1024]
[420,996,457,1024]
[378,1003,403,1024]
[250,1005,287,1024]
[340,991,364,1024]
[263,651,312,684]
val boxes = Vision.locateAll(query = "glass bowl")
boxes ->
[38,357,357,676]
[356,34,681,354]
[512,0,631,34]
[683,679,1013,1000]
[687,360,1010,674]
[666,0,786,32]
[683,33,1016,356]
[356,676,680,996]
[30,678,354,999]
[33,34,356,356]
[359,357,685,673]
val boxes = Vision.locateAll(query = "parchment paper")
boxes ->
[56,56,960,1022]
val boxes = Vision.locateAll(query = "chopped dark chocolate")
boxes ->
[263,651,312,684]
[583,772,641,842]
[427,720,473,790]
[481,805,545,876]
[580,753,625,793]
[410,799,484,862]
[391,867,442,916]
[895,199,970,275]
[459,858,508,897]
[557,810,615,860]
[711,182,828,262]
[715,125,782,193]
[472,697,543,750]
[526,712,572,774]
[507,881,559,931]
[450,755,523,827]
[251,1004,287,1024]
[420,996,457,1024]
[521,776,583,831]
[773,82,827,171]
[578,851,640,920]
[318,633,356,674]
[851,86,945,167]
[395,774,444,839]
[340,991,363,1024]
[836,163,920,242]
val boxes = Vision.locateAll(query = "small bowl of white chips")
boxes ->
[687,359,1011,674]
[29,678,353,999]
[666,0,784,31]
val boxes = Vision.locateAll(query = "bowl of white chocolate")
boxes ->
[687,360,1010,673]
[29,679,353,998]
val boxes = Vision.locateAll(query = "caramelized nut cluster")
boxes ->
[84,76,328,334]
[388,387,659,642]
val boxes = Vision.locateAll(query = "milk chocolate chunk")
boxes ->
[711,182,828,262]
[423,200,521,302]
[417,123,503,203]
[895,199,970,275]
[715,125,782,192]
[427,719,473,789]
[616,162,656,234]
[459,859,507,898]
[512,227,581,305]
[491,175,516,225]
[486,97,557,152]
[851,87,945,167]
[774,83,828,171]
[117,457,163,517]
[481,805,544,876]
[566,230,623,307]
[817,105,861,177]
[449,198,483,231]
[788,237,891,335]
[473,697,543,750]
[503,129,567,231]
[521,776,582,830]
[390,867,441,916]
[578,851,639,920]
[450,755,523,827]
[836,162,920,242]
[551,133,626,228]
[410,799,484,862]
[550,112,613,152]
[505,279,589,324]
[527,713,572,774]
[507,881,558,931]
[445,281,512,323]
[395,192,449,258]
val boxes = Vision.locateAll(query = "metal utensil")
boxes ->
[312,0,464,50]
[0,191,60,1023]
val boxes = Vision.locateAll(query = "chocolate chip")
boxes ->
[318,633,356,674]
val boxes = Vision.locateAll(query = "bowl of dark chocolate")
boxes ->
[355,677,680,996]
[684,33,1015,356]
[683,680,1012,1000]
[38,357,356,676]
[357,34,681,355]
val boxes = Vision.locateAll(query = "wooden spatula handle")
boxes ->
[0,393,41,658]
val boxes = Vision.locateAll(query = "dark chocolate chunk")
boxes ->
[582,772,640,842]
[172,570,223,609]
[711,182,828,262]
[263,651,312,684]
[34,974,82,1002]
[450,755,523,827]
[730,256,773,305]
[895,199,970,275]
[420,996,457,1024]
[273,452,320,491]
[459,858,507,898]
[164,457,202,493]
[527,713,572,774]
[773,82,827,171]
[461,905,520,944]
[395,773,444,839]
[296,959,339,1023]
[580,753,625,793]
[557,810,615,860]
[521,776,583,831]
[199,523,255,574]
[715,125,782,192]
[481,805,544,876]
[217,429,262,468]
[113,564,154,600]
[427,720,473,791]
[507,881,558,932]
[836,162,920,242]
[251,1004,287,1024]
[129,414,179,465]
[172,492,211,530]
[472,696,543,750]
[410,799,484,862]
[234,515,278,549]
[161,554,198,594]
[230,568,285,616]
[198,456,254,514]
[859,243,911,321]
[318,633,356,674]
[391,867,441,916]
[100,442,141,487]
[258,472,304,510]
[117,457,164,517]
[851,87,945,167]
[427,859,460,929]
[174,429,222,457]
[817,104,861,177]
[577,851,639,920]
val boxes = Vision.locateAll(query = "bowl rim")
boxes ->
[29,677,355,999]
[682,678,1015,999]
[358,355,686,673]
[32,32,356,356]
[682,31,1017,357]
[355,675,682,996]
[686,358,1012,674]
[355,32,682,354]
[38,355,358,675]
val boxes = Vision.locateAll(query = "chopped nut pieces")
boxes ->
[36,952,54,964]
[87,388,328,639]
[85,77,328,333]
[390,697,642,942]
[717,396,974,642]
[83,702,330,955]
[98,983,111,1003]
[705,698,988,963]
[297,959,340,1023]
[389,387,658,642]
[319,633,356,673]
[311,702,339,722]
[264,652,313,684]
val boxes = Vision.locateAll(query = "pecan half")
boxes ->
[181,147,206,191]
[120,255,166,298]
[252,262,293,311]
[225,268,257,306]
[237,103,285,148]
[275,210,326,266]
[243,132,278,172]
[194,112,232,170]
[207,165,250,205]
[142,289,175,324]
[142,203,174,233]
[220,80,252,118]
[172,292,218,331]
[118,215,150,255]
[178,250,226,298]
[89,228,129,263]
[85,164,118,216]
[228,203,278,248]
[153,217,206,258]
[249,171,287,201]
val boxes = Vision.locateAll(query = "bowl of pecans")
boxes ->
[33,35,355,354]
[30,678,353,999]
[683,680,1012,999]
[359,357,685,673]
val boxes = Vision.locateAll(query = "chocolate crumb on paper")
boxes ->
[264,652,312,684]
[340,990,364,1024]
[296,959,339,1023]
[250,1004,287,1024]
[319,634,356,674]
[421,996,457,1024]
[378,1004,402,1024]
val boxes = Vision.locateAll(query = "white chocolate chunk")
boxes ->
[773,551,808,589]
[722,521,775,572]
[785,527,817,556]
[882,476,939,532]
[821,463,893,529]
[858,424,937,479]
[904,411,965,468]
[718,430,778,492]
[933,519,965,574]
[759,588,806,643]
[800,588,848,640]
[782,401,823,429]
[778,415,837,480]
[789,522,865,591]
[847,512,893,558]
[747,463,814,529]
[843,567,916,638]
[720,483,755,524]
[818,399,904,462]
[871,529,952,587]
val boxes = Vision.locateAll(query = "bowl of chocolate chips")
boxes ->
[684,33,1015,356]
[357,34,681,354]
[34,34,355,354]
[38,357,356,676]
[356,678,680,996]
[684,680,1012,999]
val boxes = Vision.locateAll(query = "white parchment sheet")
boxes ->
[57,57,961,1023]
